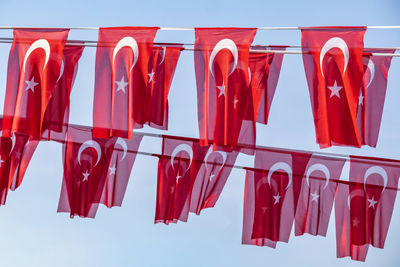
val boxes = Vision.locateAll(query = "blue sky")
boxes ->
[0,0,399,266]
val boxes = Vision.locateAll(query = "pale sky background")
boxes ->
[0,0,399,266]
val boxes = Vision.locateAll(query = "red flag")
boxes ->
[99,134,143,208]
[135,45,183,130]
[57,126,113,218]
[301,27,366,148]
[356,49,395,147]
[93,27,159,139]
[189,146,238,215]
[248,46,286,124]
[335,183,369,261]
[155,136,208,224]
[295,154,345,236]
[194,28,257,154]
[3,28,69,139]
[349,155,400,248]
[42,44,84,140]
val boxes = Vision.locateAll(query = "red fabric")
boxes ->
[92,27,159,139]
[348,155,400,248]
[194,28,257,155]
[248,46,286,124]
[42,44,84,140]
[295,154,346,236]
[135,45,182,130]
[335,183,369,261]
[301,27,366,148]
[3,28,69,139]
[57,126,113,218]
[99,134,143,208]
[356,49,395,147]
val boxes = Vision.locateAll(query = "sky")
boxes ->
[0,0,399,266]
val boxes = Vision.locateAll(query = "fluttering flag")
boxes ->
[301,27,366,148]
[348,155,400,249]
[356,49,395,147]
[100,134,143,208]
[135,45,183,130]
[3,28,70,139]
[194,28,257,155]
[92,27,159,139]
[335,183,369,261]
[248,46,286,124]
[58,126,113,218]
[42,44,84,140]
[295,154,345,236]
[0,118,38,204]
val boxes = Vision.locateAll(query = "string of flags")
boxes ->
[0,26,399,262]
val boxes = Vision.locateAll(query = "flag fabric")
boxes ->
[335,183,369,261]
[3,28,69,139]
[348,155,400,248]
[99,134,143,208]
[356,49,395,147]
[301,27,366,148]
[194,28,257,155]
[248,46,286,124]
[42,44,84,140]
[135,45,183,130]
[295,154,346,236]
[92,27,159,139]
[57,126,113,218]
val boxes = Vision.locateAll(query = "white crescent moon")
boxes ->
[56,59,65,83]
[170,144,193,173]
[248,67,251,86]
[319,37,349,77]
[364,165,388,193]
[115,137,128,161]
[159,46,166,65]
[267,162,293,190]
[77,140,102,167]
[204,147,227,174]
[347,188,365,208]
[365,58,375,88]
[10,134,16,154]
[112,36,139,72]
[305,163,331,190]
[22,39,51,72]
[209,38,238,77]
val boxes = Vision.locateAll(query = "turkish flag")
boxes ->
[295,154,346,236]
[155,136,209,224]
[356,49,395,147]
[0,118,38,204]
[3,28,69,140]
[93,27,159,139]
[335,183,369,262]
[99,134,143,208]
[349,155,400,248]
[194,28,257,155]
[57,126,113,218]
[135,45,183,130]
[301,27,366,148]
[248,46,286,124]
[42,44,84,140]
[189,147,238,215]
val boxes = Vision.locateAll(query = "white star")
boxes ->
[273,193,281,205]
[209,173,216,181]
[115,76,128,93]
[25,77,38,93]
[352,217,360,227]
[233,98,239,109]
[148,70,155,83]
[0,156,4,167]
[327,80,342,98]
[368,196,378,209]
[217,83,225,97]
[109,164,116,176]
[358,91,364,106]
[14,151,21,159]
[82,170,90,182]
[310,191,320,203]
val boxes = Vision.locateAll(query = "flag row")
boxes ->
[0,117,398,262]
[1,26,396,154]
